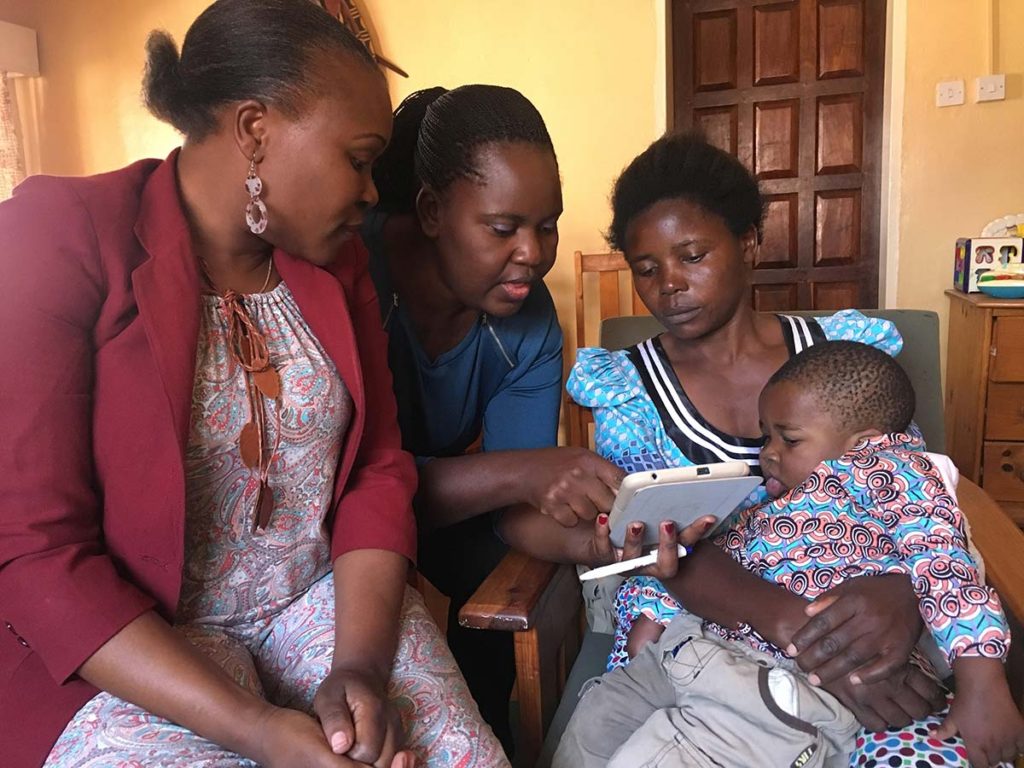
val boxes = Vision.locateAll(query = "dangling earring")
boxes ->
[244,152,268,235]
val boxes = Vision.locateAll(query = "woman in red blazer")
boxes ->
[0,2,505,767]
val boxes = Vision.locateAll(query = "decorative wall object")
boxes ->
[317,0,408,77]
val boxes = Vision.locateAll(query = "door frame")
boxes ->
[656,0,905,308]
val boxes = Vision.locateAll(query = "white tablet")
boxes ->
[607,462,762,547]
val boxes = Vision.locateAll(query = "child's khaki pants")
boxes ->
[553,612,859,768]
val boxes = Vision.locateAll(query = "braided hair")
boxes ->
[143,0,377,140]
[373,84,557,215]
[608,132,764,251]
[766,341,916,434]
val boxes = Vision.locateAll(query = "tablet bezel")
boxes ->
[607,462,762,547]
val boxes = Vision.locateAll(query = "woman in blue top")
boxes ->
[362,85,623,752]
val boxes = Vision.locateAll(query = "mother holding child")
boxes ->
[538,134,1024,767]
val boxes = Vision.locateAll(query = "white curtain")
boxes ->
[0,72,26,201]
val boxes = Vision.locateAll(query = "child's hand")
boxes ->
[931,660,1024,767]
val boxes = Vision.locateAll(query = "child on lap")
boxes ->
[599,342,1023,767]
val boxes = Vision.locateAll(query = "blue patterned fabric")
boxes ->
[709,433,1007,667]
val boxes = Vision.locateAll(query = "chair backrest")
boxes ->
[573,251,646,350]
[600,310,946,453]
[566,251,648,447]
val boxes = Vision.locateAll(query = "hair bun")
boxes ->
[143,30,188,132]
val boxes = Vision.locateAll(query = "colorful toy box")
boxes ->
[954,237,1024,293]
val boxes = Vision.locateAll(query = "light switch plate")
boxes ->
[976,74,1006,102]
[936,80,965,107]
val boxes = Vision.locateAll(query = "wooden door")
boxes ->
[671,0,885,311]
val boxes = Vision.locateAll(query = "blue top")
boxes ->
[362,212,564,463]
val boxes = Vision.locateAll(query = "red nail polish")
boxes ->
[662,521,674,533]
[630,523,643,536]
[597,514,608,526]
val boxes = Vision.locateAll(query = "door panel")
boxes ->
[818,0,865,78]
[694,10,739,91]
[753,283,799,311]
[754,3,800,85]
[672,0,885,311]
[694,105,739,154]
[811,280,860,309]
[817,94,863,174]
[759,193,799,268]
[754,100,800,178]
[991,317,1024,382]
[814,189,861,267]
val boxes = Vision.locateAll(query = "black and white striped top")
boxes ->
[625,315,826,474]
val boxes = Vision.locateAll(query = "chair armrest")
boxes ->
[458,549,579,631]
[959,478,1024,623]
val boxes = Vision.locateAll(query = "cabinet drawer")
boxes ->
[990,317,1024,382]
[985,383,1024,440]
[983,442,1024,501]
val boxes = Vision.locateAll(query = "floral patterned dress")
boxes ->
[44,283,509,768]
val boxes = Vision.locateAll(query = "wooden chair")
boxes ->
[565,250,646,448]
[460,305,1024,767]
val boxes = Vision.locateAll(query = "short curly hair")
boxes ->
[766,341,916,434]
[608,132,764,252]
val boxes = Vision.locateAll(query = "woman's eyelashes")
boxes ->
[487,218,559,238]
[631,251,706,279]
[490,223,516,237]
[634,264,657,279]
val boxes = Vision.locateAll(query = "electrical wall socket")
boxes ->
[936,80,965,107]
[976,74,1006,102]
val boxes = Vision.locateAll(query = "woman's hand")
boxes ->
[584,514,716,576]
[522,447,625,527]
[310,667,414,768]
[255,705,414,768]
[785,573,924,686]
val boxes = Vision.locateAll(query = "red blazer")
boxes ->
[0,152,417,767]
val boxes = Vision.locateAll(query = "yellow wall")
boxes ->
[893,0,1024,366]
[4,0,1024,378]
[0,0,664,353]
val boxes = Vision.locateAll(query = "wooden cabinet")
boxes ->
[945,290,1024,524]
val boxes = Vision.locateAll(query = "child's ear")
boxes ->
[843,428,882,452]
[415,187,441,238]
